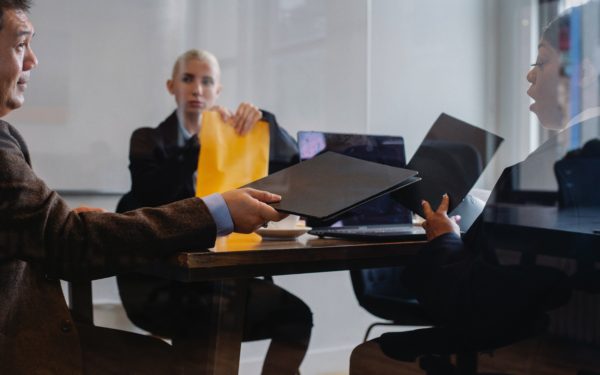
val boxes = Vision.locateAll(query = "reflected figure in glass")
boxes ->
[350,2,600,374]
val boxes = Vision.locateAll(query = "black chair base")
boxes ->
[364,321,412,342]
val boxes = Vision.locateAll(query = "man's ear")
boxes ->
[166,79,175,95]
[580,57,599,89]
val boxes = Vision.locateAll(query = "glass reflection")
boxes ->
[485,1,600,244]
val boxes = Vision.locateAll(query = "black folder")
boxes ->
[244,151,420,221]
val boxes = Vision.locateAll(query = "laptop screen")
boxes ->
[297,131,412,227]
[391,113,504,220]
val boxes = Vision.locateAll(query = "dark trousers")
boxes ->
[117,275,313,374]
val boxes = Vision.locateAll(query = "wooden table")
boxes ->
[69,233,425,375]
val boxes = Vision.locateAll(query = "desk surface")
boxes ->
[143,233,424,282]
[484,204,600,235]
[483,204,600,259]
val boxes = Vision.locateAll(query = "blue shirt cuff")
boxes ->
[201,193,234,237]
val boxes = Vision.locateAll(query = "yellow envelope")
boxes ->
[196,111,270,243]
[196,111,270,196]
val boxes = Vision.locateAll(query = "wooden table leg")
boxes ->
[173,278,249,375]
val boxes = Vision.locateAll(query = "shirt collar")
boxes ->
[175,111,201,146]
[565,106,600,129]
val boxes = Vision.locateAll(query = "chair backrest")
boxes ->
[349,266,431,326]
[116,191,140,213]
[351,267,414,301]
[554,157,600,208]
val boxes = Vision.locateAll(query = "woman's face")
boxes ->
[526,39,570,130]
[167,58,222,117]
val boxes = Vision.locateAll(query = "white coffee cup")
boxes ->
[267,214,300,229]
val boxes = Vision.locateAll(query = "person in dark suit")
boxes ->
[0,2,287,374]
[350,2,600,373]
[116,49,312,375]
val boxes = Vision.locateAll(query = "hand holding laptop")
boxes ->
[244,151,420,221]
[222,188,288,233]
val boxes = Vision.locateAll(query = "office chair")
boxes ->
[350,267,432,342]
[354,262,572,375]
[350,140,485,342]
[554,157,600,208]
[350,268,544,375]
[554,152,600,375]
[372,314,550,375]
[554,156,600,293]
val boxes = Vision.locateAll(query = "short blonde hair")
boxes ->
[171,49,221,79]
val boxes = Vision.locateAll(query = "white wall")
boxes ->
[369,0,536,189]
[491,0,540,178]
[8,0,368,193]
[20,1,536,374]
[369,0,489,157]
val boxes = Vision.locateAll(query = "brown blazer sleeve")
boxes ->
[0,122,217,281]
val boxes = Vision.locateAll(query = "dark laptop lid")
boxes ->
[244,151,419,221]
[392,113,504,218]
[297,131,412,226]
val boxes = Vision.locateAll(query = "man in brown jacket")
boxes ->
[0,1,286,374]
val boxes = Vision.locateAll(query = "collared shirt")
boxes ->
[176,111,198,147]
[202,193,235,237]
[565,106,600,129]
[176,112,234,236]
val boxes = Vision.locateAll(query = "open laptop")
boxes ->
[298,132,427,241]
[305,113,504,241]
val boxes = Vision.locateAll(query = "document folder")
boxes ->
[244,151,420,221]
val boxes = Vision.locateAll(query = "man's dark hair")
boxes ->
[0,0,31,30]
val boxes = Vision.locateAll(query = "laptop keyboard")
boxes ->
[309,224,425,239]
[322,225,416,234]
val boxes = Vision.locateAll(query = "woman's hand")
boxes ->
[231,102,262,135]
[210,105,234,123]
[421,194,461,241]
[210,103,262,136]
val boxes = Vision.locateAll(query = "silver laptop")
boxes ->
[297,131,426,241]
